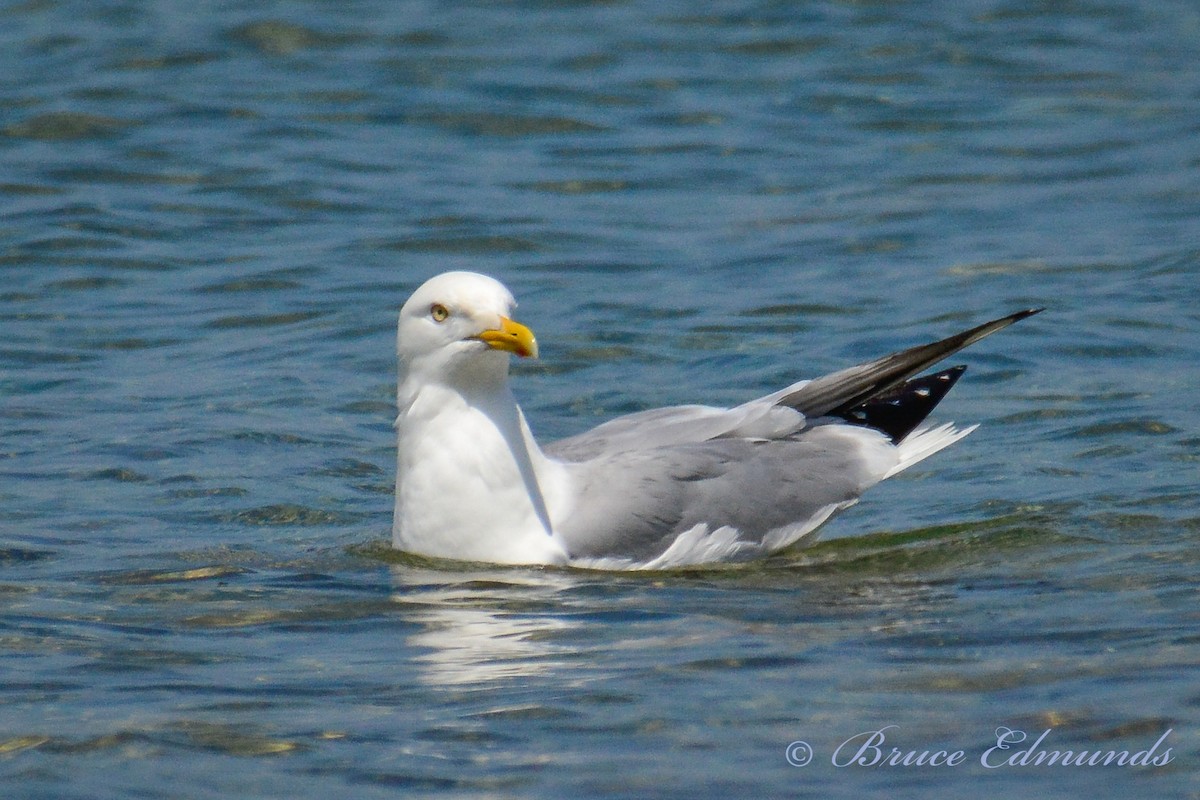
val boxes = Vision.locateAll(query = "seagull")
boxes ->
[392,271,1039,569]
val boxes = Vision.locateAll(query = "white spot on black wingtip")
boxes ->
[833,365,969,442]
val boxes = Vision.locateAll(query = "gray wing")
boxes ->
[555,426,885,562]
[545,402,807,462]
[545,309,1042,564]
[546,307,1041,462]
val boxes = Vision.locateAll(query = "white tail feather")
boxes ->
[883,422,978,480]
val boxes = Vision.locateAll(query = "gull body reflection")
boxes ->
[390,566,587,687]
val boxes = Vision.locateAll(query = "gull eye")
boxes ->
[430,303,450,322]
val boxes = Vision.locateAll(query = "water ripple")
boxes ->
[0,1,1197,797]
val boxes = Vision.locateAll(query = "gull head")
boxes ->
[398,271,538,386]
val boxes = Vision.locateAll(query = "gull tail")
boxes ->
[882,422,979,479]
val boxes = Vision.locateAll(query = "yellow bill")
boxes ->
[475,316,538,358]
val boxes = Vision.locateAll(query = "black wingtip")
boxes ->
[833,365,968,442]
[781,307,1043,420]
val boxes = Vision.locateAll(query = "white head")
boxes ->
[397,271,538,389]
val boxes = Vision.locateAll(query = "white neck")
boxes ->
[393,367,569,565]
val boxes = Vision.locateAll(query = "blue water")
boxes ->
[2,1,1198,797]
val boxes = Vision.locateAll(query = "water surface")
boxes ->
[2,1,1198,797]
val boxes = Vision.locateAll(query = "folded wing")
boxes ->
[546,309,1042,567]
